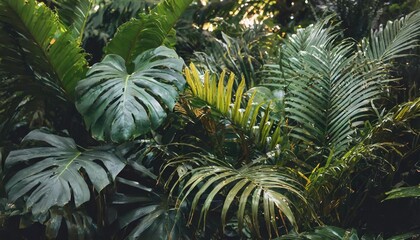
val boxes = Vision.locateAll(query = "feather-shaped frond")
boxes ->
[307,96,420,214]
[105,0,193,64]
[361,11,420,63]
[261,16,392,158]
[0,0,88,140]
[53,0,93,42]
[0,0,88,97]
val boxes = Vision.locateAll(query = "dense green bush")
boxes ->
[0,0,419,239]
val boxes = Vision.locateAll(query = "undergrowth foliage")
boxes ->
[0,0,419,239]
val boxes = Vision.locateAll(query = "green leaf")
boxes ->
[306,97,420,220]
[53,0,94,42]
[104,14,165,65]
[261,16,390,158]
[151,0,191,29]
[361,11,420,62]
[184,63,285,151]
[45,208,97,239]
[172,158,308,236]
[113,178,190,240]
[385,185,420,200]
[4,130,125,214]
[0,0,89,139]
[0,0,88,98]
[105,0,193,64]
[76,46,185,142]
[195,31,264,88]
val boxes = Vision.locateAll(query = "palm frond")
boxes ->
[0,0,88,98]
[280,15,338,56]
[392,96,420,122]
[151,0,191,28]
[53,0,94,42]
[169,157,307,238]
[307,97,420,217]
[184,63,286,150]
[105,0,193,64]
[4,130,125,214]
[0,0,88,139]
[262,16,388,158]
[361,10,420,63]
[383,97,420,200]
[193,30,268,88]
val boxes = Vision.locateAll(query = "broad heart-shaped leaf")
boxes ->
[4,130,125,214]
[76,46,185,143]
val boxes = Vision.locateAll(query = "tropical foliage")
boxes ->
[0,0,419,239]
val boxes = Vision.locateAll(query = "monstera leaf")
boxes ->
[4,130,125,214]
[76,46,185,143]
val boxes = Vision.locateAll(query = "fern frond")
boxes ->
[281,15,339,56]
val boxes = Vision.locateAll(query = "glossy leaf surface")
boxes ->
[76,46,185,142]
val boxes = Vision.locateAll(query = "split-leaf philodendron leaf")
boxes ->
[5,130,125,214]
[76,46,185,143]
